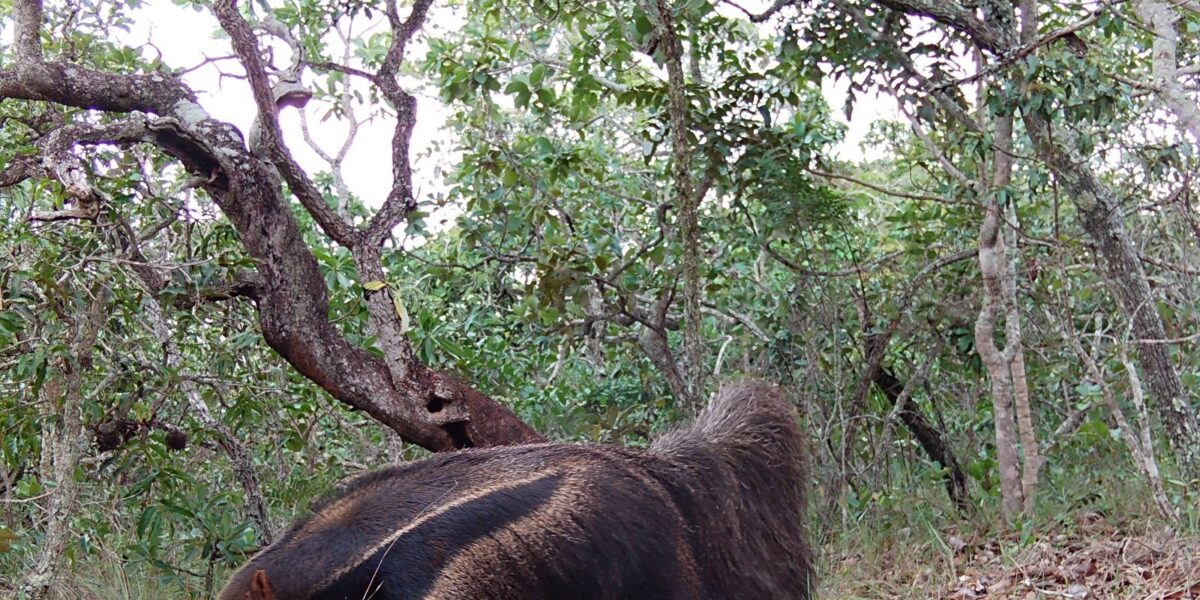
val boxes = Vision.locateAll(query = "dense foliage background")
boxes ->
[2,0,1199,597]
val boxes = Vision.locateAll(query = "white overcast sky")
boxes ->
[19,1,893,208]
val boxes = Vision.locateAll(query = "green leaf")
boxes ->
[363,280,389,291]
[530,64,547,86]
[634,13,653,37]
[534,136,556,157]
[515,90,532,108]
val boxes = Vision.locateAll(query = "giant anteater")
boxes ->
[220,380,812,599]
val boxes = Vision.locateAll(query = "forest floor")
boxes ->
[823,511,1200,599]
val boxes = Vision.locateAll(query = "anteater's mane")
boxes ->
[646,381,812,597]
[284,450,481,536]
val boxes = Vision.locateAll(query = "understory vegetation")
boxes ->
[3,0,1200,597]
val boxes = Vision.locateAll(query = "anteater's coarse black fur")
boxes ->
[219,381,813,599]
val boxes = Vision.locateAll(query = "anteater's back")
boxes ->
[219,381,812,600]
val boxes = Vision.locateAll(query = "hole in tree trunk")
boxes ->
[444,421,473,449]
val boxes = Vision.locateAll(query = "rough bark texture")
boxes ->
[2,0,542,453]
[876,0,1015,51]
[1023,112,1200,478]
[22,289,108,598]
[875,0,1200,484]
[650,0,705,413]
[1136,0,1200,146]
[640,326,692,408]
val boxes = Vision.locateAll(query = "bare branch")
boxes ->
[764,243,902,277]
[211,1,357,247]
[933,2,1123,92]
[807,167,974,206]
[718,0,796,22]
[309,61,378,82]
[363,0,436,247]
[889,84,977,188]
[26,119,157,222]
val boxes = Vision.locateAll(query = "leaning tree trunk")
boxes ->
[1027,0,1200,481]
[871,363,971,513]
[1024,112,1200,480]
[1,0,541,453]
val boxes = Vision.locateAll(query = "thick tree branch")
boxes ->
[382,0,434,75]
[0,65,194,115]
[875,0,1015,52]
[2,0,541,451]
[719,0,796,22]
[26,119,155,221]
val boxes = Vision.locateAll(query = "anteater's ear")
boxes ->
[248,570,275,600]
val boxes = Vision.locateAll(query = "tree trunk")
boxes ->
[650,0,705,413]
[22,289,108,598]
[1136,0,1200,147]
[975,113,1034,519]
[1,0,543,453]
[872,365,971,513]
[1024,112,1200,479]
[1005,202,1041,513]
